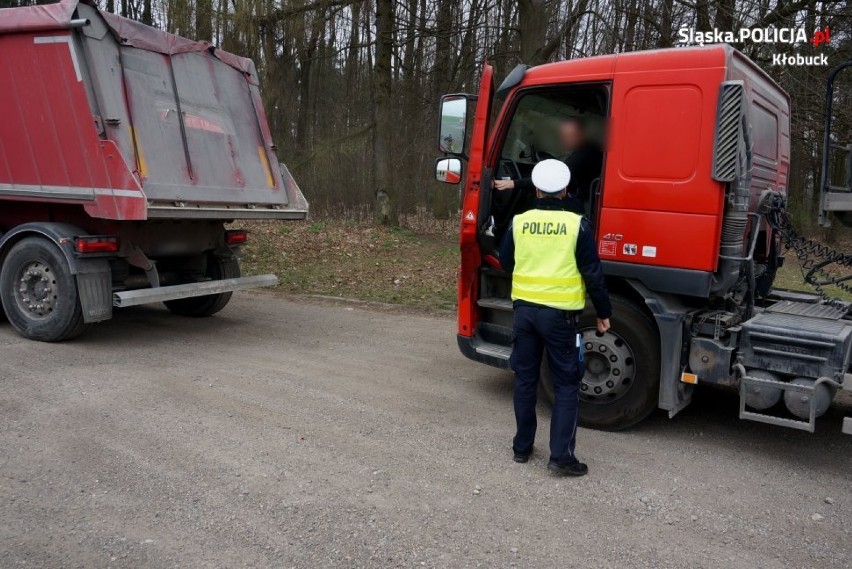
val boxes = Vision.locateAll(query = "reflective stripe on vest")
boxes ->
[511,209,586,310]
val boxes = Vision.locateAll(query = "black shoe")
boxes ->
[547,459,588,477]
[513,448,532,463]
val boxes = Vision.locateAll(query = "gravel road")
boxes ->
[1,293,850,568]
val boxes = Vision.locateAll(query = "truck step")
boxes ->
[477,297,512,311]
[739,374,817,433]
[478,321,512,345]
[474,340,512,361]
[739,410,815,432]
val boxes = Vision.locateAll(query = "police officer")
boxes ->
[498,159,612,477]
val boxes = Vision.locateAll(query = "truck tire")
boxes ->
[164,254,239,317]
[540,295,661,431]
[0,237,87,342]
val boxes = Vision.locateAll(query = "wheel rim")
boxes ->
[579,327,635,404]
[14,261,57,319]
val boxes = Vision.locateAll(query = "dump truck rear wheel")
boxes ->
[540,295,660,430]
[0,237,87,342]
[164,254,239,317]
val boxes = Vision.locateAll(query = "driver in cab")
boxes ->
[494,116,602,215]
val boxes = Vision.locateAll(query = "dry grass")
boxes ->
[774,235,852,301]
[239,211,459,310]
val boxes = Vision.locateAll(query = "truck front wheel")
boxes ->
[164,254,239,317]
[0,237,87,342]
[540,295,661,430]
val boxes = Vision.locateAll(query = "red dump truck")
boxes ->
[0,0,307,341]
[436,46,852,434]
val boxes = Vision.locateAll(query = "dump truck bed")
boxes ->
[0,0,307,221]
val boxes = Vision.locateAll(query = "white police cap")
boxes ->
[531,159,571,194]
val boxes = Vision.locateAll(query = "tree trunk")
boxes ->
[715,0,735,31]
[433,0,454,99]
[658,0,673,47]
[196,0,213,41]
[373,0,397,225]
[518,0,549,65]
[141,0,152,26]
[696,0,710,30]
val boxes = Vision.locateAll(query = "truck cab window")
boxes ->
[492,88,608,233]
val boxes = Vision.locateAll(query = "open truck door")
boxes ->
[433,63,494,341]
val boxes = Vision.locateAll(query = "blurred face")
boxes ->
[559,120,584,151]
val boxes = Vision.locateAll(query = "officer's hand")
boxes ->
[494,179,515,191]
[596,318,611,334]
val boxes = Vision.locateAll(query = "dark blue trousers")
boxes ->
[509,303,583,465]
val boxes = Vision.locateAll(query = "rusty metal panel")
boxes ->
[91,35,292,211]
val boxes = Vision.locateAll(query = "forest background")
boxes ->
[3,0,850,305]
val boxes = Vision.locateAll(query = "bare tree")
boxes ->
[373,0,397,224]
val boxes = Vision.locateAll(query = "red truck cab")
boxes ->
[438,46,852,434]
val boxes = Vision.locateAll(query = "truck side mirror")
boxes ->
[439,95,468,155]
[435,158,462,185]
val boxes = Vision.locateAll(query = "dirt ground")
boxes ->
[1,293,850,568]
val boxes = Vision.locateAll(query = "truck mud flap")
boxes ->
[625,281,695,418]
[113,275,278,308]
[76,261,113,323]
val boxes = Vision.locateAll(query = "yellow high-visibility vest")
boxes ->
[511,209,586,310]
